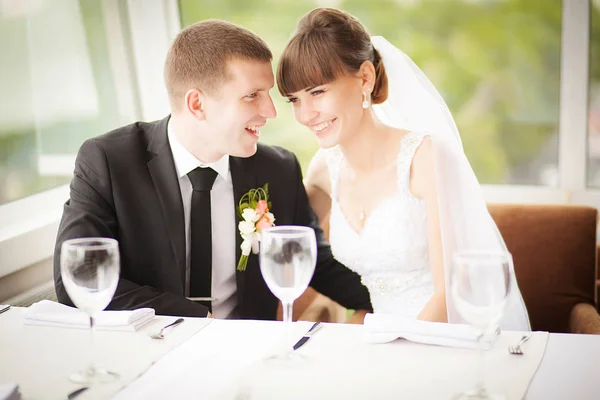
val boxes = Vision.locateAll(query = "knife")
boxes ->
[292,322,323,351]
[67,386,89,399]
[0,305,10,315]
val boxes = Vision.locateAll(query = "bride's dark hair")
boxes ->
[277,8,388,104]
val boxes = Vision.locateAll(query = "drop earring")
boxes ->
[362,92,370,109]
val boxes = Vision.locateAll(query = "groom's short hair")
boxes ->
[164,20,272,112]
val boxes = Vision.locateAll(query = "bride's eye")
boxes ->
[310,89,325,96]
[286,97,298,104]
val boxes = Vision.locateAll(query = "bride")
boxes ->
[276,7,531,330]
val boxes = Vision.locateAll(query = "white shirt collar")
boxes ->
[167,118,230,181]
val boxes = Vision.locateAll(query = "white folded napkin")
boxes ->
[23,300,154,331]
[0,384,20,400]
[364,313,479,348]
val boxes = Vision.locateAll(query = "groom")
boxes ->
[53,20,372,320]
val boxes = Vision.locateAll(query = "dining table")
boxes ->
[1,306,599,399]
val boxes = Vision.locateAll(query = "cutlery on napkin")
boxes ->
[23,300,154,331]
[363,313,479,348]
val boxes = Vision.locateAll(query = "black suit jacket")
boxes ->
[54,116,372,319]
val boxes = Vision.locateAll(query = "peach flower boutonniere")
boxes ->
[237,184,275,271]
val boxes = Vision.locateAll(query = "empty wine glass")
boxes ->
[259,226,317,357]
[451,250,512,400]
[60,237,120,384]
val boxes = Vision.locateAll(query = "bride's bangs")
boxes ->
[277,33,346,96]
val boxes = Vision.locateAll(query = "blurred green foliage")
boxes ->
[0,0,122,204]
[1,1,599,205]
[179,0,599,185]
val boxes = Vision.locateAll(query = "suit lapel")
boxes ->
[146,119,261,304]
[230,155,258,306]
[146,116,186,287]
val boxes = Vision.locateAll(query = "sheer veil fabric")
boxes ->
[371,36,531,331]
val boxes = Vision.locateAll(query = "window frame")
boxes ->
[0,0,594,278]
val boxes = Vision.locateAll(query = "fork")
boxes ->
[508,333,532,355]
[150,318,184,339]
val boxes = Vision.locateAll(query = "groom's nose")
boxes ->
[260,95,277,119]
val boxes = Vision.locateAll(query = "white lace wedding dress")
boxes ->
[327,131,433,318]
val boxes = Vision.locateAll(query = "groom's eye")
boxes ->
[244,92,258,100]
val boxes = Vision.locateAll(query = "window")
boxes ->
[0,0,133,205]
[588,0,600,187]
[179,0,562,185]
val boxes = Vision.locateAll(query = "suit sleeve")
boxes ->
[290,154,373,312]
[54,139,209,317]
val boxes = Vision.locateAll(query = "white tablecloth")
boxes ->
[2,309,599,400]
[115,320,549,400]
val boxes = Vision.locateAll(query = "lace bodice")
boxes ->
[327,132,433,318]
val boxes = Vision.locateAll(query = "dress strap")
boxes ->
[396,132,428,194]
[323,146,343,200]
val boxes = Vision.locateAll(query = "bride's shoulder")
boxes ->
[412,134,434,163]
[304,148,332,196]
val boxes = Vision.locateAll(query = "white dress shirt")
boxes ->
[167,124,238,319]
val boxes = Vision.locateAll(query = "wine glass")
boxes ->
[451,250,512,400]
[60,237,120,384]
[259,226,317,357]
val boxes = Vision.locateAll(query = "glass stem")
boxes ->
[282,301,293,324]
[476,331,486,395]
[282,301,293,354]
[89,315,97,374]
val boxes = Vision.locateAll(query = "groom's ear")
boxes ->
[184,89,207,121]
[358,61,376,92]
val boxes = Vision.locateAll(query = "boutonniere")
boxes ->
[237,184,275,271]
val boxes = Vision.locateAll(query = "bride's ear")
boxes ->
[358,61,376,92]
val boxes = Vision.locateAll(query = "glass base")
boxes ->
[262,350,306,366]
[453,387,505,400]
[69,367,119,384]
[231,353,308,399]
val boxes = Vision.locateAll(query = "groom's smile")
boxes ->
[244,123,265,138]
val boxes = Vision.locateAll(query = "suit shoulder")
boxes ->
[254,143,299,167]
[80,120,157,155]
[86,121,144,145]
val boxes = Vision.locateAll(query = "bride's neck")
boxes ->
[339,110,402,173]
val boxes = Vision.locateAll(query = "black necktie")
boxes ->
[187,167,218,311]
